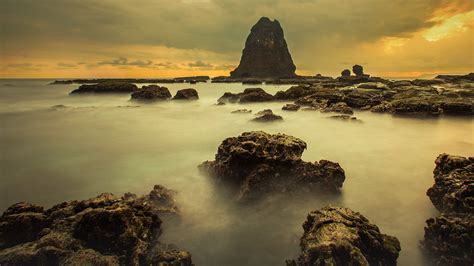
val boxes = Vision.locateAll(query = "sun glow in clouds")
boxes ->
[423,10,474,42]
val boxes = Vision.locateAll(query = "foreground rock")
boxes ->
[287,206,401,266]
[0,185,193,266]
[218,88,274,103]
[70,82,139,94]
[282,103,300,111]
[173,88,199,100]
[230,17,296,78]
[427,154,473,213]
[199,131,345,201]
[131,85,171,101]
[422,154,474,265]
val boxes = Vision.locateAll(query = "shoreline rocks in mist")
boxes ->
[251,109,283,122]
[0,185,193,266]
[70,82,139,94]
[198,131,345,202]
[287,206,401,266]
[422,153,473,265]
[172,88,199,100]
[230,17,297,78]
[218,88,274,104]
[130,85,172,101]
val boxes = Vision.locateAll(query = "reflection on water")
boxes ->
[0,79,472,265]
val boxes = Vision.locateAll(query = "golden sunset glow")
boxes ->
[1,0,473,78]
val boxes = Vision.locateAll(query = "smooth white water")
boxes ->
[0,79,472,265]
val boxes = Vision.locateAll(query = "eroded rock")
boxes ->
[70,82,138,94]
[131,85,171,101]
[173,88,199,100]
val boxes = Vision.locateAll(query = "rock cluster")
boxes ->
[230,17,297,78]
[131,85,172,101]
[287,206,401,266]
[70,82,139,94]
[0,185,193,266]
[217,88,274,104]
[423,154,473,265]
[198,131,345,201]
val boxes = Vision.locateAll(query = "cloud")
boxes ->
[96,57,154,68]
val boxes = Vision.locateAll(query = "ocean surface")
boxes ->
[0,79,472,265]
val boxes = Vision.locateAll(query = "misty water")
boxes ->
[0,79,472,265]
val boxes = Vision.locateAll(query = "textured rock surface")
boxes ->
[321,102,354,115]
[427,153,473,213]
[0,185,193,266]
[282,103,300,111]
[199,131,345,201]
[173,88,199,100]
[422,153,474,266]
[275,85,317,100]
[251,109,283,122]
[287,206,401,266]
[230,17,296,78]
[70,82,139,94]
[131,85,171,101]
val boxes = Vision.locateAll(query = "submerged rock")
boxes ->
[282,103,300,111]
[251,109,283,122]
[287,206,401,266]
[199,131,345,201]
[131,85,171,101]
[173,88,199,100]
[427,154,473,213]
[230,17,296,78]
[0,185,192,265]
[70,82,138,94]
[231,109,252,114]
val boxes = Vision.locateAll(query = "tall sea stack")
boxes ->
[230,17,297,78]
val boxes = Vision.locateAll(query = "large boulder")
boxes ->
[0,185,192,266]
[352,64,365,76]
[199,131,345,201]
[131,85,171,101]
[70,82,139,94]
[173,88,199,100]
[218,88,274,103]
[230,17,297,78]
[427,154,473,213]
[287,206,401,266]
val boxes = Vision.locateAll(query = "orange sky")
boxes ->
[1,0,473,78]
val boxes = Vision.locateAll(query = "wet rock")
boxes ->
[436,73,474,83]
[173,88,199,100]
[343,88,384,108]
[412,79,445,86]
[275,85,317,100]
[230,17,296,78]
[371,101,393,113]
[287,206,401,266]
[423,213,473,266]
[0,185,192,265]
[131,85,171,101]
[199,131,345,201]
[282,103,300,111]
[341,69,351,77]
[251,110,283,122]
[231,109,252,114]
[242,79,263,85]
[427,154,473,213]
[218,88,274,103]
[328,115,359,121]
[70,82,139,94]
[321,102,354,115]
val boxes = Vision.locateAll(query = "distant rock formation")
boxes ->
[230,17,297,78]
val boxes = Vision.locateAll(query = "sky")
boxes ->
[0,0,473,78]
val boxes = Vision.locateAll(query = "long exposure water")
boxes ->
[0,79,472,265]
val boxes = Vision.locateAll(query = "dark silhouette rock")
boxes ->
[230,17,296,78]
[173,88,199,100]
[341,69,351,77]
[287,206,401,266]
[0,185,192,266]
[199,131,345,201]
[131,85,171,101]
[352,64,364,76]
[70,82,139,94]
